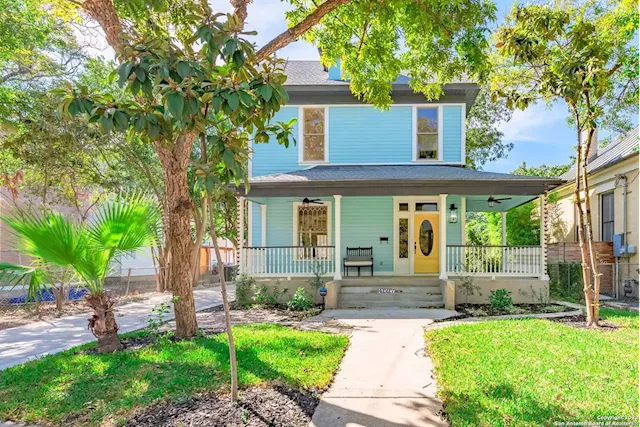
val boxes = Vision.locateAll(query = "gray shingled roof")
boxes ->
[283,60,467,86]
[561,127,640,181]
[251,165,562,183]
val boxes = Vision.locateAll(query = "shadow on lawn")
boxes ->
[443,383,571,426]
[16,328,346,425]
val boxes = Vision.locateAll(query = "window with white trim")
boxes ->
[416,107,438,160]
[302,107,326,162]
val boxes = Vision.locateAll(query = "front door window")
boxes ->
[418,219,434,256]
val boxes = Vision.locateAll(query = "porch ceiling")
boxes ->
[465,195,537,212]
[238,165,564,198]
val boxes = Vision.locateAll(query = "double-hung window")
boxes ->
[601,192,614,242]
[301,107,326,162]
[416,107,439,160]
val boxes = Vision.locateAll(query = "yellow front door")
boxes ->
[414,213,439,273]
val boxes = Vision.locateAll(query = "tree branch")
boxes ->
[255,0,352,62]
[231,0,252,27]
[81,0,125,54]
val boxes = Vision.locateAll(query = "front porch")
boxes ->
[236,165,563,286]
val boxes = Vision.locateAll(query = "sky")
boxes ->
[83,0,638,174]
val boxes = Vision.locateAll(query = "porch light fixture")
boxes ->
[449,203,458,223]
[488,199,495,208]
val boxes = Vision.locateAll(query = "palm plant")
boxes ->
[0,193,159,352]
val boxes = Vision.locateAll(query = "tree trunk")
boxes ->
[208,195,239,403]
[155,136,198,338]
[86,291,121,353]
[191,201,208,285]
[54,284,64,314]
[581,129,601,326]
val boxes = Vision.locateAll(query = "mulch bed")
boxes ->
[126,386,319,427]
[548,314,619,330]
[434,303,569,322]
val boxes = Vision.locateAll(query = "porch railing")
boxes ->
[446,245,541,276]
[242,246,335,277]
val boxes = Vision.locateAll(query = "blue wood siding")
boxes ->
[442,105,463,163]
[341,196,394,273]
[251,107,300,177]
[329,107,413,163]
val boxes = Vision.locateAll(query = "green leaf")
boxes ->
[226,92,239,111]
[100,115,114,133]
[134,67,146,82]
[177,61,191,79]
[257,84,273,102]
[114,111,129,129]
[212,95,222,111]
[166,92,185,120]
[118,62,134,87]
[238,90,253,106]
[222,148,235,167]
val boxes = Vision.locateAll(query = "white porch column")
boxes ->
[334,195,342,280]
[439,194,448,280]
[238,196,245,274]
[539,191,549,280]
[260,204,267,246]
[501,211,507,273]
[333,195,342,280]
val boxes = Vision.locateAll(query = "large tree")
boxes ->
[492,0,638,325]
[66,0,497,339]
[466,90,514,170]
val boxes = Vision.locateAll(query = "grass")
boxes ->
[0,324,349,426]
[425,308,639,427]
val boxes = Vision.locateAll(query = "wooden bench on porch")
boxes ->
[343,247,374,277]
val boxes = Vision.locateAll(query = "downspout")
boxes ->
[614,174,628,299]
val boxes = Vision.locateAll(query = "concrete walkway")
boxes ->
[0,286,234,370]
[310,308,457,427]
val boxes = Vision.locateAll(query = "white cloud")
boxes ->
[499,102,568,143]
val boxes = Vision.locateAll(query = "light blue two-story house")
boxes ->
[236,60,563,308]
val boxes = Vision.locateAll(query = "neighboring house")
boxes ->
[236,60,563,308]
[550,127,639,297]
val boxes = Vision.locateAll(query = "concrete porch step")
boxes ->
[340,276,441,286]
[340,293,443,303]
[339,285,442,295]
[338,300,445,309]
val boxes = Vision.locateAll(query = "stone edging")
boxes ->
[425,303,583,331]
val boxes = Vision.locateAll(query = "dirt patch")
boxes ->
[126,386,319,427]
[548,314,619,330]
[0,291,166,331]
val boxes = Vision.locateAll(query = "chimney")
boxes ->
[581,129,598,164]
[328,58,342,81]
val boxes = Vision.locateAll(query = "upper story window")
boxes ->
[415,107,439,160]
[301,107,327,162]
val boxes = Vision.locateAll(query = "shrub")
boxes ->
[287,286,313,311]
[233,274,256,307]
[253,280,287,307]
[489,289,513,310]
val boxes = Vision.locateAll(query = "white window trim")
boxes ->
[298,106,329,165]
[292,201,333,247]
[412,105,444,162]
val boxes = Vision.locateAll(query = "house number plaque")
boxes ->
[378,288,397,294]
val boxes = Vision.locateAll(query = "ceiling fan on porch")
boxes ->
[302,197,324,206]
[486,196,512,207]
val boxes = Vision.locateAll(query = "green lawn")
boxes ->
[425,309,639,427]
[0,324,349,426]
